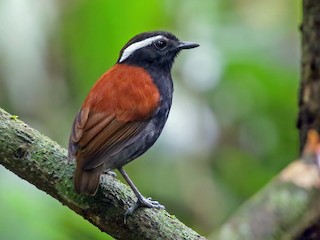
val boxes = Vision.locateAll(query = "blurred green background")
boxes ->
[0,0,300,239]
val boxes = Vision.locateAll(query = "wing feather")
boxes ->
[80,119,147,170]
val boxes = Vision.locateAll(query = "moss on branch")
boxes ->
[0,107,205,240]
[211,157,320,240]
[2,102,320,240]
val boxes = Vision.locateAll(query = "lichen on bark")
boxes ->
[0,107,205,240]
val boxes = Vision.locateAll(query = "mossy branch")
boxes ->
[210,132,320,240]
[2,104,320,240]
[0,107,205,240]
[211,142,320,240]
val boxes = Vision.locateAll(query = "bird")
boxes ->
[68,31,199,219]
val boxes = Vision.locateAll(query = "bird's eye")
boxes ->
[154,39,167,50]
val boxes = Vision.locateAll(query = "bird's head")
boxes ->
[117,31,199,71]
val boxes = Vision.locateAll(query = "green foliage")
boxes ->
[0,0,300,238]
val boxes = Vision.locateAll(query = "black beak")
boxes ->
[178,41,199,50]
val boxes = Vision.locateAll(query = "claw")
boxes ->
[103,170,117,177]
[118,167,165,223]
[124,196,165,223]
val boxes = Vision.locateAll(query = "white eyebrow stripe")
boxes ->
[119,35,163,62]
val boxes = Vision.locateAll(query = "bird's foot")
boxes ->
[124,197,165,223]
[103,170,117,177]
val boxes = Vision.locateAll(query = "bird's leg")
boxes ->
[118,167,165,222]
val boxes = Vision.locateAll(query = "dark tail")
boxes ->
[74,165,102,195]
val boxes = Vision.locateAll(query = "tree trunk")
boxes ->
[298,0,320,152]
[296,0,320,239]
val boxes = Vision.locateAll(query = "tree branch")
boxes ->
[3,102,320,240]
[0,107,205,240]
[211,145,320,240]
